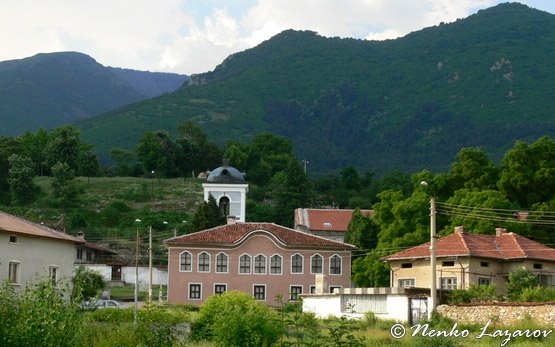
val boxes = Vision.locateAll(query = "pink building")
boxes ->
[165,222,355,305]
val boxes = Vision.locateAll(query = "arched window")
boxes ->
[216,253,228,273]
[291,254,304,274]
[270,254,282,275]
[219,196,230,217]
[311,254,323,274]
[254,254,267,274]
[180,251,192,272]
[330,255,342,275]
[239,254,252,274]
[198,252,210,272]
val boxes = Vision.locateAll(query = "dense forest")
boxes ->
[0,123,553,285]
[75,3,555,175]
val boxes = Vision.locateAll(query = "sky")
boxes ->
[1,1,554,75]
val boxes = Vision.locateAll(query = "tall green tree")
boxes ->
[190,195,226,232]
[176,121,222,176]
[77,148,99,183]
[0,136,23,202]
[109,147,136,176]
[20,129,50,176]
[498,136,555,207]
[51,161,79,208]
[136,130,180,178]
[450,147,499,190]
[7,154,39,205]
[344,208,379,252]
[44,125,81,171]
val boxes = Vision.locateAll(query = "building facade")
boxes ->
[202,161,248,222]
[294,208,374,242]
[0,211,83,291]
[384,226,555,294]
[165,222,355,305]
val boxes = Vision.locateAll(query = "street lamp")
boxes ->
[133,218,141,326]
[301,158,309,173]
[420,181,437,320]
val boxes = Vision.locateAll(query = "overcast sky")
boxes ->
[1,1,553,75]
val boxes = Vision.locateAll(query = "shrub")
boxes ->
[448,284,498,304]
[506,268,538,300]
[191,291,281,347]
[518,286,555,302]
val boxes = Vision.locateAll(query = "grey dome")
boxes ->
[206,165,245,183]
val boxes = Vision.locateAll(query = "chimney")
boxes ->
[495,228,507,236]
[315,274,328,294]
[454,226,465,234]
[76,232,85,240]
[227,216,238,225]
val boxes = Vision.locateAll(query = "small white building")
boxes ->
[0,211,83,291]
[302,287,429,324]
[202,161,248,222]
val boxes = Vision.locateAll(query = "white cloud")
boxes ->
[3,0,548,75]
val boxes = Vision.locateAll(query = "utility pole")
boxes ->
[134,219,141,326]
[302,158,309,173]
[428,196,437,320]
[148,225,153,303]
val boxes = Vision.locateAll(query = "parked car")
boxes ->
[92,299,128,309]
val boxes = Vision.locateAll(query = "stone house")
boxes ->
[164,222,355,305]
[0,211,84,291]
[294,208,374,242]
[383,226,555,294]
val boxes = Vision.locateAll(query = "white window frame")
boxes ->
[289,285,303,301]
[198,252,210,273]
[270,254,282,275]
[291,253,304,274]
[441,277,458,290]
[214,283,227,295]
[77,248,83,260]
[254,254,267,275]
[310,254,323,274]
[215,252,228,274]
[239,254,252,274]
[48,265,59,286]
[309,285,316,294]
[329,254,342,275]
[329,285,342,293]
[398,278,415,288]
[8,261,21,285]
[253,284,266,301]
[188,283,202,300]
[179,251,192,272]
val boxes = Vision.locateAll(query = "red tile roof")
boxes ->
[164,222,356,250]
[384,228,555,262]
[0,211,84,243]
[294,208,374,233]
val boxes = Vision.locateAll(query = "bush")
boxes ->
[506,268,538,300]
[191,291,281,347]
[448,284,498,304]
[518,286,555,302]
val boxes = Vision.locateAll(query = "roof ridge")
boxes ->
[507,232,526,257]
[0,211,82,242]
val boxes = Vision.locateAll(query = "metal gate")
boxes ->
[409,297,428,325]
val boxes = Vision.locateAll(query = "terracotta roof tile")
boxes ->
[164,222,356,250]
[0,211,83,243]
[294,208,374,233]
[384,229,555,262]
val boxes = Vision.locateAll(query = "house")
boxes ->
[383,226,555,294]
[294,208,374,242]
[0,211,84,291]
[164,222,355,305]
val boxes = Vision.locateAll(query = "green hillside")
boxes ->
[0,52,187,136]
[77,3,555,174]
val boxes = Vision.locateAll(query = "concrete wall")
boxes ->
[122,266,168,288]
[0,232,76,291]
[437,303,555,325]
[302,288,412,322]
[78,264,112,282]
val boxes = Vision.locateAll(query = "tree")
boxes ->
[109,147,136,176]
[344,208,379,252]
[44,125,81,171]
[77,149,99,183]
[450,147,499,190]
[51,162,79,208]
[72,267,106,301]
[498,136,555,207]
[7,154,39,204]
[0,136,23,203]
[136,130,180,177]
[190,195,226,232]
[191,291,281,346]
[506,267,538,301]
[176,121,222,176]
[351,250,390,287]
[20,129,50,176]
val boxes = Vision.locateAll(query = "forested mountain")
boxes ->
[77,3,555,174]
[0,52,187,135]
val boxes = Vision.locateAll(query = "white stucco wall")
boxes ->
[0,232,77,291]
[122,266,168,287]
[78,264,112,282]
[303,294,343,318]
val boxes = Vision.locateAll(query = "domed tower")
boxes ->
[202,160,249,222]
